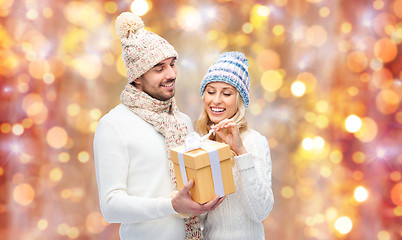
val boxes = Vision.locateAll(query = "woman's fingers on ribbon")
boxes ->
[215,129,231,146]
[216,122,239,139]
[214,118,237,132]
[224,122,238,132]
[218,122,245,154]
[213,119,233,131]
[213,119,245,154]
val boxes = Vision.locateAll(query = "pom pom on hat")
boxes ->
[200,51,250,108]
[115,12,145,39]
[115,12,178,83]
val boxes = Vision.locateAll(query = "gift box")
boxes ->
[170,140,236,204]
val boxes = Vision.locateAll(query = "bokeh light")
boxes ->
[375,89,400,114]
[74,54,103,80]
[354,117,378,142]
[302,137,314,151]
[37,219,48,230]
[390,182,402,206]
[354,186,369,202]
[49,167,63,182]
[347,51,368,73]
[261,70,283,92]
[257,49,281,71]
[334,216,353,235]
[290,81,306,97]
[344,115,362,133]
[374,38,397,63]
[281,186,294,199]
[46,127,69,149]
[306,25,327,47]
[78,151,90,163]
[177,6,202,31]
[295,72,316,94]
[86,211,107,234]
[13,183,35,206]
[130,0,151,16]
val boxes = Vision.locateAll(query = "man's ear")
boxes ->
[133,77,141,86]
[132,77,143,90]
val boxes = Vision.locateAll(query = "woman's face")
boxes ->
[203,82,238,124]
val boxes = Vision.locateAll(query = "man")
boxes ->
[93,12,223,240]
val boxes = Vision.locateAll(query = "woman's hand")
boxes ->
[212,119,247,155]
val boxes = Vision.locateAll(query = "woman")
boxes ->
[195,51,274,239]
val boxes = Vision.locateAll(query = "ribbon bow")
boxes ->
[178,128,225,198]
[184,128,215,152]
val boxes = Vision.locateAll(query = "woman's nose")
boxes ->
[212,94,222,104]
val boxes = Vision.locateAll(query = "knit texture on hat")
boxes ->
[200,51,250,108]
[116,12,178,83]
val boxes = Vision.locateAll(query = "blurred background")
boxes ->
[0,0,401,239]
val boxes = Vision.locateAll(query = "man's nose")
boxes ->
[166,66,176,79]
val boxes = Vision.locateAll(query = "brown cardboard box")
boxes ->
[170,140,236,204]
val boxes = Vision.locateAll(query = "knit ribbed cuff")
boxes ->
[234,152,253,170]
[159,197,178,216]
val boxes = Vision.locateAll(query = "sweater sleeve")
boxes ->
[233,132,274,223]
[93,118,177,224]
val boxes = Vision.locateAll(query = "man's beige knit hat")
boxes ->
[115,12,178,83]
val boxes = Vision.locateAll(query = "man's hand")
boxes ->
[171,179,225,215]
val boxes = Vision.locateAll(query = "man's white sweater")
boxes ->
[93,104,193,239]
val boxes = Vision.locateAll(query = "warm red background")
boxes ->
[0,0,401,239]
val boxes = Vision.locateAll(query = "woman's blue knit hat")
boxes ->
[200,51,250,108]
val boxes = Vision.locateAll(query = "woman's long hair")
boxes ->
[195,90,248,136]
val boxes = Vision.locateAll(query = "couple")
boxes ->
[93,12,274,240]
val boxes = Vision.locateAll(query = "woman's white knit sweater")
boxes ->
[202,128,274,240]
